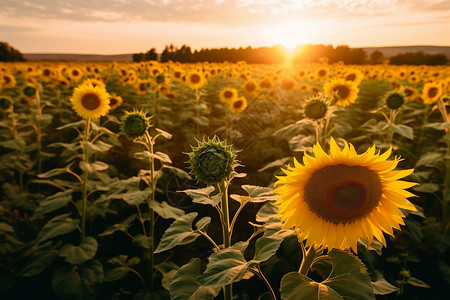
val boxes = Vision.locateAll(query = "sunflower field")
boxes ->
[0,60,449,300]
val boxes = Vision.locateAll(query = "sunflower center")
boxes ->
[139,83,147,91]
[428,87,438,98]
[4,76,11,84]
[318,70,326,77]
[43,69,51,76]
[246,82,256,91]
[404,88,413,97]
[345,74,356,81]
[304,164,382,223]
[334,85,350,99]
[224,91,233,98]
[190,74,201,84]
[233,100,243,109]
[110,97,118,106]
[81,93,101,110]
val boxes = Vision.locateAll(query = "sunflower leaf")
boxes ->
[388,124,413,140]
[169,258,221,300]
[198,248,250,287]
[58,237,98,265]
[281,250,375,300]
[241,185,279,202]
[178,186,219,206]
[155,213,200,253]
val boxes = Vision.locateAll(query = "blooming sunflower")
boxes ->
[274,138,417,252]
[109,95,123,110]
[343,69,364,86]
[186,71,206,90]
[279,76,297,92]
[324,79,359,107]
[70,83,110,119]
[422,82,443,104]
[219,88,238,103]
[2,73,17,88]
[403,86,419,102]
[242,80,259,96]
[229,96,247,114]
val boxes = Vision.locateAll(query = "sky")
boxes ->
[0,0,449,54]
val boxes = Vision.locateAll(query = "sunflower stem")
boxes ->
[299,246,318,276]
[35,85,43,193]
[219,180,233,300]
[144,131,156,293]
[437,97,450,234]
[250,265,277,300]
[80,118,91,242]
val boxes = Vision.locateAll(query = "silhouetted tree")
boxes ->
[370,50,384,64]
[0,42,26,62]
[389,51,448,65]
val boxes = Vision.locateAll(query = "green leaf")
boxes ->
[241,185,279,202]
[150,200,185,219]
[155,262,180,291]
[89,121,115,135]
[57,120,85,130]
[34,189,73,217]
[98,214,137,236]
[255,202,279,223]
[179,186,220,206]
[0,222,14,233]
[132,234,152,249]
[281,250,375,300]
[58,237,98,265]
[412,183,440,193]
[82,140,112,153]
[52,259,103,300]
[389,124,413,140]
[415,152,443,168]
[258,157,291,172]
[79,161,109,173]
[407,277,430,288]
[36,213,79,244]
[104,255,139,282]
[372,278,399,295]
[18,245,58,277]
[198,248,250,287]
[37,162,75,179]
[156,128,172,139]
[424,122,450,130]
[122,187,151,206]
[169,258,221,300]
[195,216,211,232]
[253,222,293,263]
[154,213,200,253]
[191,116,209,126]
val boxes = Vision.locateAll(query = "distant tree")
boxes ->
[145,48,157,61]
[132,53,145,62]
[0,42,26,62]
[390,51,448,65]
[370,50,384,64]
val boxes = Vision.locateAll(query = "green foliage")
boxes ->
[0,41,26,61]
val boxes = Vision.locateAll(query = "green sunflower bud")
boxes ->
[0,96,12,110]
[22,85,37,98]
[187,136,238,185]
[385,91,405,109]
[304,96,328,120]
[121,109,152,139]
[156,73,165,84]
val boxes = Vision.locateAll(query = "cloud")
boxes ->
[1,0,449,25]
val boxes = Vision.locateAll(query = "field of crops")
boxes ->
[0,60,449,300]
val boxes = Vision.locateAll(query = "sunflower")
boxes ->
[109,95,123,110]
[279,76,297,92]
[343,69,364,86]
[324,79,359,107]
[403,86,419,102]
[2,73,17,88]
[70,83,110,119]
[242,80,259,96]
[219,87,238,103]
[229,96,247,114]
[274,138,417,252]
[258,77,274,90]
[172,68,185,82]
[422,82,443,104]
[68,67,83,82]
[316,67,329,81]
[82,78,106,89]
[136,79,152,95]
[186,71,206,89]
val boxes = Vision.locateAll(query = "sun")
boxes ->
[260,19,318,54]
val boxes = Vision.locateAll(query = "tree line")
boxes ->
[133,44,448,65]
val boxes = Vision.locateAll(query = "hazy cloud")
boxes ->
[1,0,448,25]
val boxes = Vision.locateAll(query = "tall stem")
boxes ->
[437,97,450,234]
[219,181,232,300]
[299,246,318,276]
[144,131,156,292]
[80,118,91,242]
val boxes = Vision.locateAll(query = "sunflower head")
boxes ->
[109,95,123,111]
[304,95,328,120]
[70,83,111,119]
[22,85,37,98]
[384,91,405,109]
[121,109,152,140]
[274,137,417,252]
[229,96,247,114]
[422,82,443,104]
[187,136,238,185]
[219,87,238,103]
[0,95,13,110]
[156,73,166,84]
[324,79,359,107]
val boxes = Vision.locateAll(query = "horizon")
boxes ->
[1,1,450,55]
